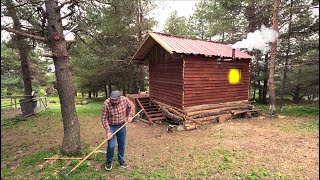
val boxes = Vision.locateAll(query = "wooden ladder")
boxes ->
[136,97,166,123]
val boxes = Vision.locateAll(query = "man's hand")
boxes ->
[127,116,133,123]
[106,132,113,140]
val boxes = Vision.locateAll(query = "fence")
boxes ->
[1,95,48,116]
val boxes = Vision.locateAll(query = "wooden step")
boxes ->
[144,107,160,111]
[146,113,164,118]
[146,110,164,114]
[149,116,166,121]
[136,97,165,123]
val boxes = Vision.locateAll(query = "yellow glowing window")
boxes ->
[229,69,241,84]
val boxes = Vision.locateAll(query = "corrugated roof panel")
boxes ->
[132,32,253,61]
[152,32,253,59]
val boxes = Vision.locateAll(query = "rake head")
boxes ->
[58,169,72,180]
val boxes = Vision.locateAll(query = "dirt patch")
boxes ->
[1,115,319,179]
[1,109,22,118]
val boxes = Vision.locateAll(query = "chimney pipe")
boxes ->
[232,49,235,61]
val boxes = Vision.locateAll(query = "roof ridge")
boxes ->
[151,32,221,44]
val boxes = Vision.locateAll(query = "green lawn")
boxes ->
[254,103,319,119]
[1,97,319,179]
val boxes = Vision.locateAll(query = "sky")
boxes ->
[1,0,199,41]
[149,0,200,32]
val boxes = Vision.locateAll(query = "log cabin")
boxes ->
[129,32,255,128]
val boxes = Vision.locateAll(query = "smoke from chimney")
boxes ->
[232,25,278,54]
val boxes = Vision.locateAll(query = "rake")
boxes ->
[59,109,143,179]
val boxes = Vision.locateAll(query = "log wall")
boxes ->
[149,45,183,109]
[183,55,251,108]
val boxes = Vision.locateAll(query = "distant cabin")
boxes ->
[130,32,255,126]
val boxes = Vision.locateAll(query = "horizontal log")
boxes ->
[162,108,184,123]
[184,76,250,80]
[153,100,185,114]
[184,94,248,102]
[150,91,183,101]
[184,88,248,94]
[184,98,249,108]
[184,85,247,90]
[184,66,249,71]
[184,74,250,79]
[184,80,249,85]
[184,94,248,101]
[184,123,197,130]
[231,109,260,116]
[191,115,219,123]
[184,67,249,71]
[151,96,182,109]
[150,77,183,83]
[184,85,249,91]
[150,79,183,86]
[150,89,183,98]
[184,100,250,112]
[189,107,253,118]
[151,84,183,92]
[184,60,250,65]
[151,59,182,64]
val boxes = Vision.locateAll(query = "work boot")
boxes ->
[105,162,112,171]
[120,161,128,168]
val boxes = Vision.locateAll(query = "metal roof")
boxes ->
[132,32,253,61]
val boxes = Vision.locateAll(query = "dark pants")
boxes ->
[106,124,126,164]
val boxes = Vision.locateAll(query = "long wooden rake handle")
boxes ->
[67,109,143,175]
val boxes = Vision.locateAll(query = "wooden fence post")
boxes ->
[14,97,17,109]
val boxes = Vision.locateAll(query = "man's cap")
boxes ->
[110,90,121,100]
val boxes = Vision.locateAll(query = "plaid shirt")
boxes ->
[101,96,135,132]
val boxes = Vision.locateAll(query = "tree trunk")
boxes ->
[293,68,302,103]
[268,0,278,114]
[252,82,256,101]
[104,84,108,99]
[280,0,293,111]
[136,0,145,92]
[262,54,268,104]
[256,56,262,103]
[5,0,33,100]
[88,91,92,99]
[258,81,262,103]
[45,1,80,155]
[222,31,225,43]
[247,2,255,102]
[122,85,126,96]
[108,84,112,96]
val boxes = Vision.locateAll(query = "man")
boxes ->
[101,90,135,171]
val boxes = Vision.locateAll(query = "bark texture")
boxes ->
[5,0,33,99]
[45,1,81,155]
[268,0,279,114]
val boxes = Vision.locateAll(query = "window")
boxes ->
[229,69,241,84]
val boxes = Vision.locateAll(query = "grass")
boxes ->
[1,97,318,179]
[255,103,319,134]
[254,103,319,119]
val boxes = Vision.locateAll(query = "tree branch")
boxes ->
[60,10,74,20]
[2,25,76,43]
[1,26,48,42]
[57,1,73,10]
